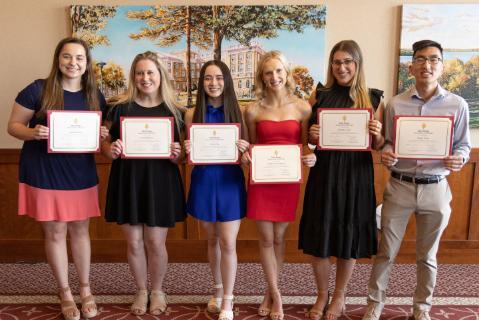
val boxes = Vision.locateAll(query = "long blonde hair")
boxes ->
[115,51,184,128]
[255,50,296,99]
[39,37,100,117]
[324,40,372,109]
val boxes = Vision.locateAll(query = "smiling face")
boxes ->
[261,58,288,92]
[203,65,224,103]
[409,46,444,87]
[58,43,87,80]
[134,59,161,96]
[331,50,357,86]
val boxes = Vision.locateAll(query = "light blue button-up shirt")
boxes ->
[383,85,471,177]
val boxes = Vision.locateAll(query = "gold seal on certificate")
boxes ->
[317,108,372,150]
[120,117,173,159]
[250,144,302,184]
[47,110,101,153]
[394,116,454,159]
[188,123,240,164]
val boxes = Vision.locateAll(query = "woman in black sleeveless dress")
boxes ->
[299,40,385,320]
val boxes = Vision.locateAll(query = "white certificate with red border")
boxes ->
[188,123,240,164]
[317,108,372,151]
[250,144,302,184]
[393,116,454,159]
[120,117,173,159]
[47,110,101,153]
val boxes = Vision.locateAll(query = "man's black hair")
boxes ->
[412,40,443,58]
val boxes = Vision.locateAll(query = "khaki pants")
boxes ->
[367,177,452,311]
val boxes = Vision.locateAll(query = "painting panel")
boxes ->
[399,4,479,127]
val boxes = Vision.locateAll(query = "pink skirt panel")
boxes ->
[18,183,101,222]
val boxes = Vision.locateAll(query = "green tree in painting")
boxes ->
[127,6,212,105]
[205,5,326,60]
[70,5,117,48]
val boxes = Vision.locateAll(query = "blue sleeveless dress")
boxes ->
[187,105,246,222]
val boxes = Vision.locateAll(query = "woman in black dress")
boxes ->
[102,51,186,316]
[299,40,384,320]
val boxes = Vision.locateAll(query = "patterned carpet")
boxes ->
[0,263,478,319]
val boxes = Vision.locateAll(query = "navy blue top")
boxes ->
[186,104,246,222]
[15,79,106,190]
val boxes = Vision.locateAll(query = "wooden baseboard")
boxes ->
[2,239,479,264]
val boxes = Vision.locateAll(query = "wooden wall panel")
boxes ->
[1,148,478,263]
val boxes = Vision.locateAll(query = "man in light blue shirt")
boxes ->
[363,40,471,320]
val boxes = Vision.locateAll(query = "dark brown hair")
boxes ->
[193,60,247,139]
[39,37,99,117]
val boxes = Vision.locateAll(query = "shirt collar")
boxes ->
[409,84,446,101]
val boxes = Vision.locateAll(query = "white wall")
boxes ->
[1,0,478,147]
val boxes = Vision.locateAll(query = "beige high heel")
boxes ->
[149,290,167,315]
[309,290,329,320]
[258,291,272,317]
[79,282,98,318]
[218,295,235,320]
[130,289,148,316]
[269,291,284,320]
[325,289,346,320]
[59,287,80,320]
[207,283,223,313]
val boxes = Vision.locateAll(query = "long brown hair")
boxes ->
[39,37,99,117]
[323,40,372,109]
[114,51,184,129]
[193,60,247,140]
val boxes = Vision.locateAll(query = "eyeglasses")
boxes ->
[331,59,355,67]
[412,56,442,65]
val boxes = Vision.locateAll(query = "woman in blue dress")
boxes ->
[185,60,249,320]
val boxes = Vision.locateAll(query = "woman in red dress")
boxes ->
[243,51,316,320]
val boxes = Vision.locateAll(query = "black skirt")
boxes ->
[299,150,378,259]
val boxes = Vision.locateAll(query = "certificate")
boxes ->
[120,117,173,159]
[188,123,240,164]
[317,108,372,150]
[250,144,302,184]
[47,110,101,153]
[394,116,454,159]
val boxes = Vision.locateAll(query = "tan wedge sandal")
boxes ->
[59,287,80,320]
[79,282,98,318]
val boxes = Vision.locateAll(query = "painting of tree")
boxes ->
[399,4,479,127]
[70,5,326,105]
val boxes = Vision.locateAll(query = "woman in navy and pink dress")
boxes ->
[7,37,107,320]
[243,51,317,320]
[185,60,249,320]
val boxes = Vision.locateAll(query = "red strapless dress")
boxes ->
[246,120,301,222]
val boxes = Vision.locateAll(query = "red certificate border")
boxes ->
[317,108,372,151]
[120,116,174,159]
[47,110,101,154]
[249,144,303,185]
[393,115,455,160]
[187,123,241,165]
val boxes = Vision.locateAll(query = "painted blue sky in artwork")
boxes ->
[89,5,326,83]
[401,4,479,49]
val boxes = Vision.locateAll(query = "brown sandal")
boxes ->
[59,287,80,320]
[79,283,98,318]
